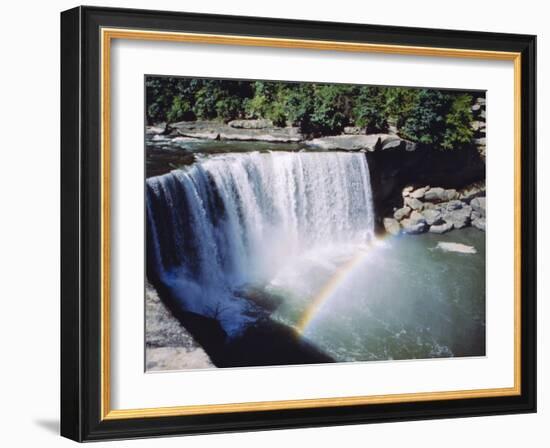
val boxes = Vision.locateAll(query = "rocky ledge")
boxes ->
[148,119,303,143]
[145,281,214,371]
[307,133,417,152]
[147,119,419,150]
[383,184,486,236]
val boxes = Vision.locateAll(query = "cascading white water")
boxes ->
[146,151,375,334]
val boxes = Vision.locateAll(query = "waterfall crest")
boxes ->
[146,151,374,334]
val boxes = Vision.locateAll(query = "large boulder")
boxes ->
[424,187,447,202]
[471,197,486,218]
[444,189,458,201]
[409,210,427,225]
[402,186,414,198]
[228,119,273,129]
[429,222,454,234]
[424,187,457,203]
[394,206,411,221]
[146,123,167,135]
[383,218,401,236]
[343,126,363,135]
[442,206,472,229]
[401,217,427,234]
[410,186,429,199]
[422,209,443,226]
[472,217,486,231]
[404,197,424,211]
[442,200,465,211]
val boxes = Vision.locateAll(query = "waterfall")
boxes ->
[146,151,375,334]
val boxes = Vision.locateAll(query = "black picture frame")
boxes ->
[61,5,536,442]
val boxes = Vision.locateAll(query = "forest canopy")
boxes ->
[146,77,481,150]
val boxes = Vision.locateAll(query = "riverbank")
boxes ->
[147,118,418,151]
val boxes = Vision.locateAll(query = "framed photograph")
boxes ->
[60,6,536,441]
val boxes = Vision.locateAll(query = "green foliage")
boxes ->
[352,86,389,133]
[146,76,478,149]
[398,90,475,150]
[244,81,289,127]
[399,89,449,145]
[385,88,420,129]
[283,84,314,131]
[166,96,195,123]
[441,94,474,150]
[308,85,352,135]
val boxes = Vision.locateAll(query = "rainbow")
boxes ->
[296,237,389,334]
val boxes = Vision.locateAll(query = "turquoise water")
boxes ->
[268,227,485,361]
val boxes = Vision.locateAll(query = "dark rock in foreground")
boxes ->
[145,282,214,371]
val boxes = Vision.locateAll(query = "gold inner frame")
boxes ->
[100,27,522,420]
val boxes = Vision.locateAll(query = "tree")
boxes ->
[145,76,478,150]
[441,94,474,150]
[352,86,389,133]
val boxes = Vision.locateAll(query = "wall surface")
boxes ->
[0,0,546,446]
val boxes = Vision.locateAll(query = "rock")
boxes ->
[436,242,477,254]
[343,126,363,135]
[471,197,486,217]
[383,217,401,235]
[307,133,416,152]
[365,141,485,232]
[145,282,214,371]
[475,137,486,146]
[237,286,284,312]
[410,186,428,199]
[443,200,465,211]
[422,187,457,203]
[422,209,443,226]
[424,187,447,202]
[472,104,481,112]
[394,206,411,221]
[380,135,417,152]
[402,186,414,197]
[459,182,486,202]
[219,126,302,142]
[307,134,379,151]
[445,189,458,201]
[146,347,214,371]
[170,120,304,143]
[471,121,486,132]
[404,197,424,211]
[409,210,427,224]
[472,217,486,231]
[228,119,273,129]
[423,202,436,210]
[442,206,472,229]
[401,218,427,234]
[178,130,220,140]
[429,222,454,234]
[146,123,166,135]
